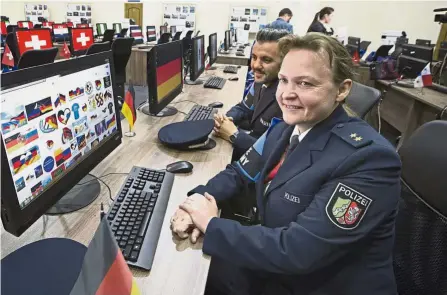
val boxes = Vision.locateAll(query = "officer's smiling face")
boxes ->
[251,41,282,85]
[276,49,351,129]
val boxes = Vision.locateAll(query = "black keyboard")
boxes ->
[184,105,217,121]
[224,66,238,74]
[107,166,174,270]
[429,83,447,94]
[204,76,226,89]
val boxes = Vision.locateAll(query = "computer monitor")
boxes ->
[141,40,183,117]
[146,26,156,42]
[398,55,430,79]
[76,23,89,28]
[415,39,431,47]
[42,22,54,29]
[208,33,217,68]
[224,30,230,51]
[1,21,7,36]
[69,27,94,56]
[160,26,168,35]
[188,35,205,84]
[170,26,176,36]
[64,22,74,28]
[396,37,409,45]
[1,51,122,236]
[14,28,53,56]
[113,23,122,34]
[401,44,433,62]
[96,23,107,36]
[129,26,144,45]
[17,21,33,29]
[52,23,69,42]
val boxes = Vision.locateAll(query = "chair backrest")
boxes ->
[6,25,17,34]
[359,40,371,52]
[344,82,381,119]
[33,24,42,29]
[172,31,182,41]
[111,37,134,83]
[18,47,58,69]
[158,33,171,44]
[85,41,110,55]
[394,120,447,295]
[102,29,115,43]
[185,30,194,38]
[119,28,128,38]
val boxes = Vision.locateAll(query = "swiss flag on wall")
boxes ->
[15,29,53,55]
[71,28,94,52]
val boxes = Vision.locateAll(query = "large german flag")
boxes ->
[156,45,182,102]
[69,219,141,295]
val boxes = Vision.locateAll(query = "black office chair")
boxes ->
[5,32,19,65]
[172,31,182,41]
[111,37,134,107]
[359,40,371,52]
[158,33,171,44]
[18,47,58,69]
[185,30,194,39]
[102,29,115,43]
[86,42,110,55]
[6,25,17,34]
[393,120,447,295]
[119,28,128,38]
[33,24,42,29]
[345,82,381,119]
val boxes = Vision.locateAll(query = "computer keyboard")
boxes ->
[223,66,238,74]
[184,105,217,121]
[107,166,174,270]
[429,83,447,94]
[236,52,245,57]
[204,76,226,89]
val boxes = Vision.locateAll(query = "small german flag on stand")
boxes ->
[121,83,137,137]
[69,219,141,295]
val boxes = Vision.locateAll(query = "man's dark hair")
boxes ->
[279,8,293,17]
[256,28,290,43]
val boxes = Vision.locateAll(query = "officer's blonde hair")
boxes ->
[277,33,358,117]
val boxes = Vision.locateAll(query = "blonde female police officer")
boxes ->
[171,33,401,295]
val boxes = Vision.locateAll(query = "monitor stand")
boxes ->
[208,66,217,70]
[46,174,101,215]
[141,104,178,117]
[184,77,204,85]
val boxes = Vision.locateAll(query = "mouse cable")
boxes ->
[177,110,188,115]
[171,99,198,105]
[76,172,129,185]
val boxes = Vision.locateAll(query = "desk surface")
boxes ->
[1,65,248,295]
[217,46,251,59]
[377,80,447,110]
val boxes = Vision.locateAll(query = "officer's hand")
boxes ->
[213,114,233,129]
[180,193,218,233]
[215,119,238,142]
[170,207,194,239]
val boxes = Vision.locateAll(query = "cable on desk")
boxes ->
[76,172,128,185]
[177,110,188,116]
[171,99,198,105]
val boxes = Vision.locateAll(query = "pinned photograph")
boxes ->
[261,9,267,16]
[190,6,195,13]
[183,6,188,13]
[245,8,250,15]
[176,6,181,12]
[231,16,238,22]
[164,14,171,19]
[253,9,259,16]
[172,14,178,19]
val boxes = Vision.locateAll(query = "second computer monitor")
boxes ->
[160,25,168,35]
[190,35,205,82]
[96,23,107,36]
[147,26,156,42]
[208,33,218,67]
[170,26,176,36]
[224,30,230,51]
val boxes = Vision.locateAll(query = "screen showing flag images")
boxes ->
[17,21,33,29]
[155,43,182,103]
[70,28,94,52]
[15,29,53,55]
[147,26,156,42]
[130,26,144,42]
[52,23,69,39]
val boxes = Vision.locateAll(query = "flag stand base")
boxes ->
[141,104,178,117]
[46,174,101,215]
[125,131,136,137]
[1,238,87,295]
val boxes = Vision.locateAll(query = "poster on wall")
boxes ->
[230,6,267,33]
[24,3,50,23]
[66,4,92,25]
[162,3,196,33]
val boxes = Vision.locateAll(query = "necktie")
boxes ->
[285,135,300,159]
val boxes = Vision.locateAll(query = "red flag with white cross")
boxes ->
[61,41,71,59]
[2,44,15,67]
[70,28,94,52]
[15,29,53,56]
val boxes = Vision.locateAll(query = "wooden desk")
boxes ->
[353,65,373,87]
[1,65,248,295]
[126,44,156,87]
[54,42,65,60]
[370,80,447,147]
[216,46,250,66]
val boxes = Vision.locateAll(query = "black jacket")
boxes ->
[307,22,334,36]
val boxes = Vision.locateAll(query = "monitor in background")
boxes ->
[64,22,74,28]
[224,29,230,52]
[208,33,218,69]
[146,25,156,42]
[1,21,7,36]
[96,23,107,36]
[415,39,431,47]
[129,26,144,45]
[398,55,430,79]
[76,23,89,28]
[42,22,54,29]
[102,29,115,43]
[170,26,176,36]
[1,51,122,236]
[15,28,53,56]
[141,40,183,117]
[113,23,122,34]
[186,35,205,85]
[52,23,69,42]
[17,21,33,29]
[396,37,409,45]
[160,26,168,35]
[69,27,94,56]
[401,44,433,62]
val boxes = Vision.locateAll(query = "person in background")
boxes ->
[269,8,293,33]
[307,7,335,36]
[171,33,401,295]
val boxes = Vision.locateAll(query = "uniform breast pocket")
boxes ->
[267,191,315,225]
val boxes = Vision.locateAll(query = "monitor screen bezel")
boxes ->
[1,51,123,236]
[190,34,205,82]
[147,40,183,115]
[224,30,230,51]
[208,33,217,66]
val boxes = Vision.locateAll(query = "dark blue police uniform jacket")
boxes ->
[226,81,282,154]
[190,106,401,294]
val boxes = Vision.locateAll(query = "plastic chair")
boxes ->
[86,42,110,55]
[18,47,58,69]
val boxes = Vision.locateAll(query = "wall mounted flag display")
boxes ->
[15,28,53,55]
[70,27,93,52]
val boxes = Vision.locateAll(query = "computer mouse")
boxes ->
[228,77,239,81]
[237,65,241,68]
[166,161,193,174]
[208,102,223,108]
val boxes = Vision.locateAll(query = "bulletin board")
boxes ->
[24,3,50,23]
[66,3,92,24]
[229,6,268,33]
[162,3,196,32]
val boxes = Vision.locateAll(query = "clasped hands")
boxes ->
[170,193,218,243]
[213,113,238,142]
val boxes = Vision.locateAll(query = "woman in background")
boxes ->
[307,7,335,36]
